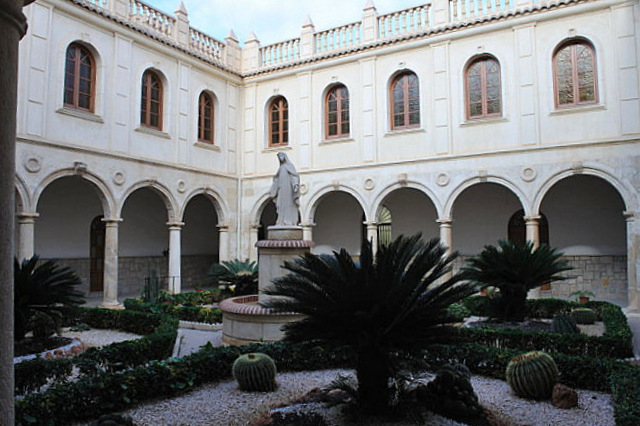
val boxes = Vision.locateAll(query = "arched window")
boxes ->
[64,43,95,111]
[466,56,501,119]
[198,91,214,143]
[268,96,288,147]
[390,71,420,130]
[325,84,349,139]
[141,70,163,129]
[553,39,597,107]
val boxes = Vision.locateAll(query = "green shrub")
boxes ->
[610,363,640,426]
[123,299,222,324]
[572,308,596,324]
[446,303,471,322]
[460,295,491,316]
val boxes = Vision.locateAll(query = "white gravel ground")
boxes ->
[118,369,614,426]
[63,329,615,426]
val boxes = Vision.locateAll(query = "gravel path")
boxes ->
[63,329,615,425]
[118,369,614,426]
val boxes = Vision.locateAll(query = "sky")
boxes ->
[149,0,426,46]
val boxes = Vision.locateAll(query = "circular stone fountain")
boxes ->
[219,226,313,346]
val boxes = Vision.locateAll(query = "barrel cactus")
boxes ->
[571,307,596,325]
[551,314,580,334]
[506,351,558,399]
[232,353,277,392]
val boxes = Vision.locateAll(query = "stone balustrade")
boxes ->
[74,0,574,73]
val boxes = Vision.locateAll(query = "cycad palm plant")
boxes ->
[208,258,258,296]
[262,234,476,414]
[462,240,571,321]
[14,255,85,341]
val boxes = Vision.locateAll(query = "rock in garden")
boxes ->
[552,383,578,409]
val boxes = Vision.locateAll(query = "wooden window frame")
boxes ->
[553,40,598,108]
[389,71,420,131]
[64,43,95,112]
[141,70,163,130]
[325,84,350,139]
[268,96,288,147]
[198,91,215,143]
[465,56,502,119]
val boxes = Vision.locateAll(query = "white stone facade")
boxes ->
[15,0,640,309]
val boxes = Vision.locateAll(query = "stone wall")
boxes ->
[46,254,218,298]
[452,255,628,307]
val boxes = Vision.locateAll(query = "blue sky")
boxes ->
[148,0,426,46]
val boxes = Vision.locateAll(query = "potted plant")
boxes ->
[569,290,595,304]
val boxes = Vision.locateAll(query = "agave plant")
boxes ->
[14,255,85,341]
[208,258,258,296]
[262,234,477,414]
[462,240,571,321]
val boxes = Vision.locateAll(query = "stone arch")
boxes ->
[117,179,178,222]
[179,187,229,225]
[444,175,529,219]
[372,181,444,220]
[304,183,368,224]
[15,175,30,213]
[33,168,115,218]
[533,166,634,214]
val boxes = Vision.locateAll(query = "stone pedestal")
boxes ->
[219,226,313,345]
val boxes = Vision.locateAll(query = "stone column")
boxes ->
[249,223,260,262]
[301,222,314,242]
[167,222,183,294]
[624,211,639,311]
[102,218,121,307]
[524,215,541,249]
[0,1,28,422]
[17,212,38,262]
[365,221,378,255]
[218,224,230,262]
[437,218,453,255]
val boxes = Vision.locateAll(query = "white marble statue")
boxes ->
[269,152,300,226]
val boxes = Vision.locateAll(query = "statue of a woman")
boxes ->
[269,152,300,226]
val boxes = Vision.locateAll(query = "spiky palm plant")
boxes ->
[262,234,477,415]
[14,255,85,341]
[462,240,571,321]
[208,258,258,296]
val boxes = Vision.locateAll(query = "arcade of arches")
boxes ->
[16,173,629,307]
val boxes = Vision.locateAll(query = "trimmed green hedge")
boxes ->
[16,339,640,426]
[123,298,223,324]
[456,297,633,358]
[15,308,178,395]
[15,342,354,425]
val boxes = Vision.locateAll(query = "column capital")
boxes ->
[17,212,39,222]
[436,217,453,226]
[623,210,637,222]
[217,223,230,231]
[250,222,262,230]
[102,217,123,225]
[523,215,541,223]
[0,1,28,37]
[167,221,185,229]
[301,222,316,228]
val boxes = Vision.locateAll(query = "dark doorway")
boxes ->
[90,215,105,292]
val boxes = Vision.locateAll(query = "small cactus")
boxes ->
[571,308,596,325]
[551,314,580,334]
[506,351,558,399]
[232,353,277,392]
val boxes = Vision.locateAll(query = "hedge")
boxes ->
[17,339,640,425]
[123,298,223,324]
[456,297,633,358]
[15,308,178,395]
[15,342,354,425]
